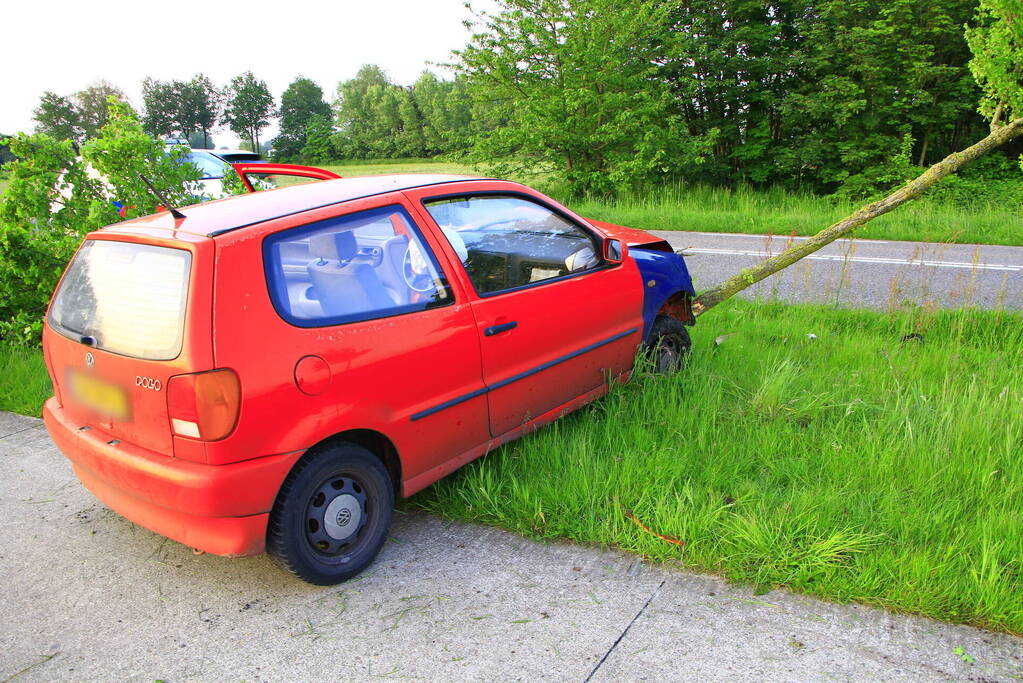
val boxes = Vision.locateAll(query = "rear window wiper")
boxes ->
[56,320,97,346]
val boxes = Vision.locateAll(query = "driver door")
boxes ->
[408,187,644,437]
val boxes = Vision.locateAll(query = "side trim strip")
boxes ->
[409,387,490,422]
[409,327,638,422]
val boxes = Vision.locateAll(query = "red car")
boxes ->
[41,172,695,585]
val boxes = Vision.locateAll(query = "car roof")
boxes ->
[102,174,490,238]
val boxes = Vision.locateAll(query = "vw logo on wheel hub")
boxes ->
[323,494,362,541]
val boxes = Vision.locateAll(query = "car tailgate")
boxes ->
[43,232,214,458]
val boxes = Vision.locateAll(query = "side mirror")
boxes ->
[603,238,624,263]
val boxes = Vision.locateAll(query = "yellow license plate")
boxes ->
[68,371,130,420]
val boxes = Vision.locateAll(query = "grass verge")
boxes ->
[408,300,1023,633]
[571,183,1023,247]
[0,345,50,417]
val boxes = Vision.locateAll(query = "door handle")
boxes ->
[484,321,518,336]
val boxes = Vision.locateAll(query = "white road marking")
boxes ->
[683,247,1023,272]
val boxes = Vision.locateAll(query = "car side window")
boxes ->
[423,195,603,295]
[263,205,452,327]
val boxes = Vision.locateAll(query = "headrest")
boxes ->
[309,231,357,262]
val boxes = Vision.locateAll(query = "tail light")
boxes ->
[167,369,240,441]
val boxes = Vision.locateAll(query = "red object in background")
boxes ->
[40,172,694,574]
[231,162,341,193]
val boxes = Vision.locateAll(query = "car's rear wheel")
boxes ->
[645,315,692,373]
[267,443,394,585]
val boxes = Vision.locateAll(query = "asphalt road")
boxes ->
[2,411,1021,681]
[651,231,1023,310]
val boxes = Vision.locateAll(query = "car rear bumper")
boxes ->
[43,397,303,556]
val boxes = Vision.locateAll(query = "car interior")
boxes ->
[268,198,602,324]
[270,210,448,322]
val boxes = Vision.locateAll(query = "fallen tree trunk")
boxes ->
[691,118,1023,317]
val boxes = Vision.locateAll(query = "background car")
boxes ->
[206,148,267,164]
[178,149,272,197]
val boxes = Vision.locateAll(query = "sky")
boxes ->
[2,0,496,146]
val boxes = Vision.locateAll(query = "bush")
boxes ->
[830,134,919,202]
[922,152,1023,208]
[0,100,203,347]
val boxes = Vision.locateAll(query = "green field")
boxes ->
[318,158,479,178]
[3,300,1022,633]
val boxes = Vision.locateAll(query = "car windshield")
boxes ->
[182,151,229,179]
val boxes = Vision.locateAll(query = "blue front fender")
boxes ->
[630,248,696,341]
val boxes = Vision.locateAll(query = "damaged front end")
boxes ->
[586,218,696,340]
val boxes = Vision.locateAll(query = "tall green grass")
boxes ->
[0,345,50,417]
[571,183,1023,246]
[3,159,1020,245]
[409,301,1023,633]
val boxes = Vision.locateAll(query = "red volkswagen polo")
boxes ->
[41,172,695,584]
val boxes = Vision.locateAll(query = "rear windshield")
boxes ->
[48,240,192,360]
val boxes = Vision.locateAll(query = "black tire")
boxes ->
[645,315,692,374]
[267,443,394,585]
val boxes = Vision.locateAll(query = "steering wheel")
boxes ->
[402,244,436,293]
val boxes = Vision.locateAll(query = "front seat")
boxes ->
[307,231,395,318]
[380,234,411,305]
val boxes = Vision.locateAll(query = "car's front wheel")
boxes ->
[267,443,394,585]
[645,314,692,373]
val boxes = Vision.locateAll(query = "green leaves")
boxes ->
[222,72,275,152]
[455,0,713,195]
[967,0,1023,124]
[273,77,331,161]
[0,100,203,346]
[330,66,473,160]
[142,74,224,147]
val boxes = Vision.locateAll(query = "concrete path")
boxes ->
[1,411,1021,682]
[652,230,1023,311]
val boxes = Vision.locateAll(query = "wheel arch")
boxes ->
[657,290,695,326]
[295,428,403,498]
[630,247,697,340]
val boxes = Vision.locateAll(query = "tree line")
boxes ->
[28,67,473,161]
[455,0,1021,195]
[32,73,277,154]
[22,0,1023,198]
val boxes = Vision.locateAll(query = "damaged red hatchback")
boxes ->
[42,172,695,584]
